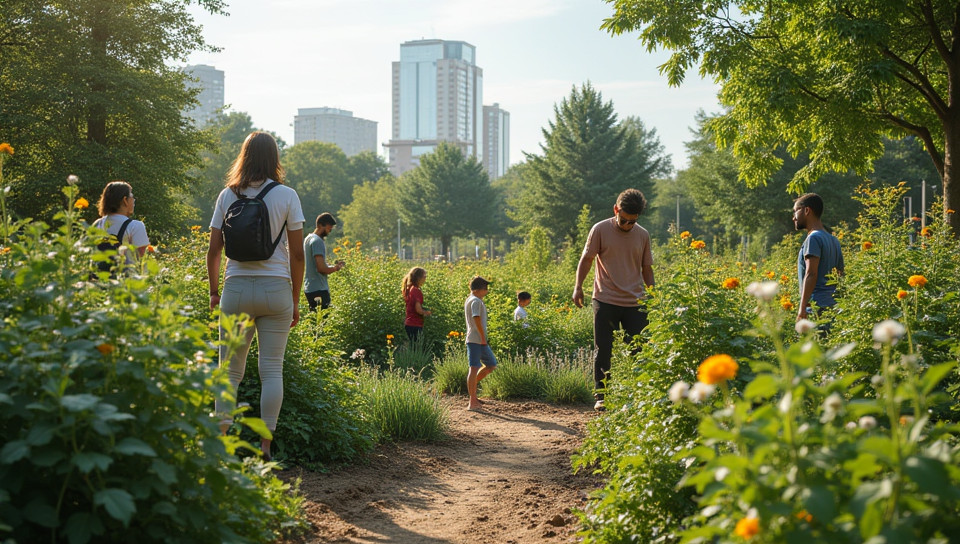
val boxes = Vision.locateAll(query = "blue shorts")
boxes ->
[466,343,498,368]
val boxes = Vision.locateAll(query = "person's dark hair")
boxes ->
[795,193,824,218]
[316,213,337,227]
[616,189,647,215]
[97,181,132,216]
[226,131,284,194]
[517,291,531,302]
[469,276,490,290]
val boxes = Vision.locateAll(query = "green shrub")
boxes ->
[357,368,448,442]
[390,335,435,376]
[0,196,304,543]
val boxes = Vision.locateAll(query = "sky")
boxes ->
[185,0,722,172]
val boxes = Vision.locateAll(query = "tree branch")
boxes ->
[883,113,944,177]
[920,0,952,66]
[882,48,949,118]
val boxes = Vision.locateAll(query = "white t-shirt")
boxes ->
[94,214,150,264]
[209,180,305,280]
[513,306,528,321]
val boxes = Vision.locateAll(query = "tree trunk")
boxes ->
[944,130,960,233]
[440,234,452,259]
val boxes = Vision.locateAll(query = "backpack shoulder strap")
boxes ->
[116,218,134,244]
[255,180,281,200]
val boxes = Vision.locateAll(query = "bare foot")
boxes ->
[467,402,483,411]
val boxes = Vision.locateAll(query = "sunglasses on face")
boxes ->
[617,215,638,226]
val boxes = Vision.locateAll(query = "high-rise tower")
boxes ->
[182,64,224,127]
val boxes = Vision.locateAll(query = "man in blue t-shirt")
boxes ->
[303,213,344,311]
[793,193,844,321]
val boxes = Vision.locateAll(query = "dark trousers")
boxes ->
[592,299,649,398]
[405,325,423,343]
[305,290,331,311]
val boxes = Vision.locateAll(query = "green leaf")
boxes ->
[23,498,58,528]
[72,452,113,473]
[64,512,95,544]
[827,342,857,361]
[0,440,30,463]
[94,488,136,526]
[114,438,156,457]
[903,456,951,498]
[26,422,57,446]
[859,500,884,539]
[150,459,178,485]
[744,374,779,400]
[241,417,273,439]
[920,362,957,395]
[802,485,836,522]
[61,394,100,412]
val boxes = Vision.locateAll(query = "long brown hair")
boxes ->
[401,267,427,298]
[226,131,285,194]
[97,181,132,216]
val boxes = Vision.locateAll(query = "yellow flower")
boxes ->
[861,241,873,250]
[765,271,775,279]
[780,274,789,283]
[0,247,10,255]
[697,354,739,385]
[780,295,794,311]
[721,277,740,289]
[0,143,13,155]
[690,240,706,250]
[333,247,341,254]
[920,227,932,237]
[356,241,362,248]
[796,510,813,523]
[896,289,909,300]
[386,334,394,340]
[74,197,89,209]
[907,275,927,288]
[734,516,760,539]
[191,225,202,232]
[96,343,115,355]
[680,231,691,239]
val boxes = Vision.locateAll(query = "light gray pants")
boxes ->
[215,276,293,431]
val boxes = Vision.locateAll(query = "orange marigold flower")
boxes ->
[765,271,775,279]
[146,245,156,253]
[0,247,10,255]
[796,510,813,523]
[690,240,706,250]
[899,415,915,426]
[0,143,13,155]
[74,197,89,209]
[911,216,921,222]
[697,354,739,385]
[780,274,789,283]
[780,296,795,311]
[191,225,202,232]
[947,209,956,214]
[920,227,932,237]
[722,277,740,289]
[386,334,394,340]
[680,231,691,239]
[356,241,362,248]
[896,289,909,300]
[333,247,341,253]
[734,516,760,539]
[96,343,115,355]
[861,241,873,250]
[907,275,927,288]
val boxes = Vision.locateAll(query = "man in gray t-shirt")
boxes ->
[303,213,344,311]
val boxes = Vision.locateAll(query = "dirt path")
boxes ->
[284,398,601,543]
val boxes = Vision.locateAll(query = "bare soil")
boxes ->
[283,398,602,543]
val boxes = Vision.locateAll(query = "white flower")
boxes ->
[668,381,690,403]
[820,392,844,422]
[795,319,816,335]
[714,467,730,481]
[66,174,79,186]
[688,382,716,404]
[350,348,366,360]
[858,416,877,430]
[872,319,906,345]
[797,423,810,434]
[778,391,793,414]
[871,374,884,388]
[745,280,779,301]
[845,421,857,431]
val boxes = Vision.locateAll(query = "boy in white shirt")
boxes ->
[513,291,531,326]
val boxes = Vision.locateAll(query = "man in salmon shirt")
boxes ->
[572,189,654,412]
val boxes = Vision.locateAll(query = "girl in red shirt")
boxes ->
[402,267,431,342]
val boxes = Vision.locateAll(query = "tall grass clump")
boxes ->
[390,335,435,376]
[358,368,448,442]
[481,353,550,400]
[540,348,593,405]
[433,339,469,395]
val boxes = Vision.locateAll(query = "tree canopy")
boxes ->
[515,83,670,245]
[0,0,224,236]
[603,0,960,232]
[395,143,498,256]
[338,176,399,252]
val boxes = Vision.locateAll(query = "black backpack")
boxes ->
[222,181,287,262]
[94,217,134,275]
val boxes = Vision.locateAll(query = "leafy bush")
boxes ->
[0,195,304,543]
[357,368,448,442]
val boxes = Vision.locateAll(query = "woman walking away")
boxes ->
[206,131,305,461]
[402,266,431,342]
[93,181,150,272]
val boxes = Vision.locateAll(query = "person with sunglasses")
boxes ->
[572,188,654,412]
